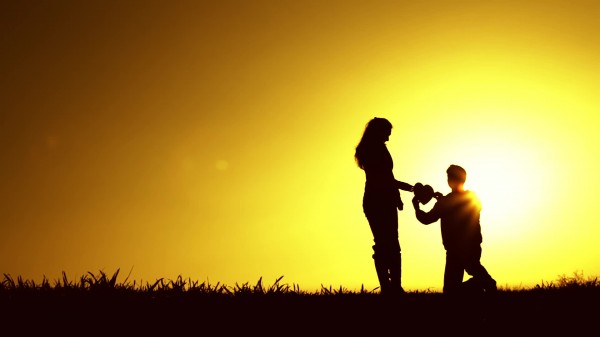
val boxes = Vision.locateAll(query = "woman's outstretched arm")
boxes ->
[396,180,414,192]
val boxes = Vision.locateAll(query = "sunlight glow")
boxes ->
[1,0,598,292]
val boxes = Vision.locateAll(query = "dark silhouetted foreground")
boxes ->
[1,270,598,335]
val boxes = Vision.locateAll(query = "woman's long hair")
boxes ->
[354,117,393,170]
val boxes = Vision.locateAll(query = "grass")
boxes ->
[1,269,598,335]
[2,268,598,295]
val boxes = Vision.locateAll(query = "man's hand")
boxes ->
[412,195,420,208]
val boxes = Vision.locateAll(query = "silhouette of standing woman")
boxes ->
[355,117,413,296]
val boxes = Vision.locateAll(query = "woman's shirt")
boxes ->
[360,143,402,209]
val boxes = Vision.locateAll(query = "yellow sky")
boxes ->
[1,0,599,292]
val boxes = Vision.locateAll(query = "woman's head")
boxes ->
[362,117,393,143]
[355,117,393,169]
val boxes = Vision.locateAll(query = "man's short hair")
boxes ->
[447,164,467,183]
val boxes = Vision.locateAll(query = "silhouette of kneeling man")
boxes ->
[412,164,497,295]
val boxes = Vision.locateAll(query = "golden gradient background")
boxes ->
[1,0,598,292]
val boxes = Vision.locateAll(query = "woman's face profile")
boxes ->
[381,128,391,143]
[366,119,392,144]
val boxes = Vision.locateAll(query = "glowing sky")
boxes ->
[1,0,599,292]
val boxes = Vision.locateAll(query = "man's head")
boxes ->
[446,164,467,190]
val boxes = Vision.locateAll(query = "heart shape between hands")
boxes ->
[413,182,435,205]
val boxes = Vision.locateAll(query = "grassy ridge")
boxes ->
[1,270,598,335]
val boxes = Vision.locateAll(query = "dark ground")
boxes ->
[1,289,597,335]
